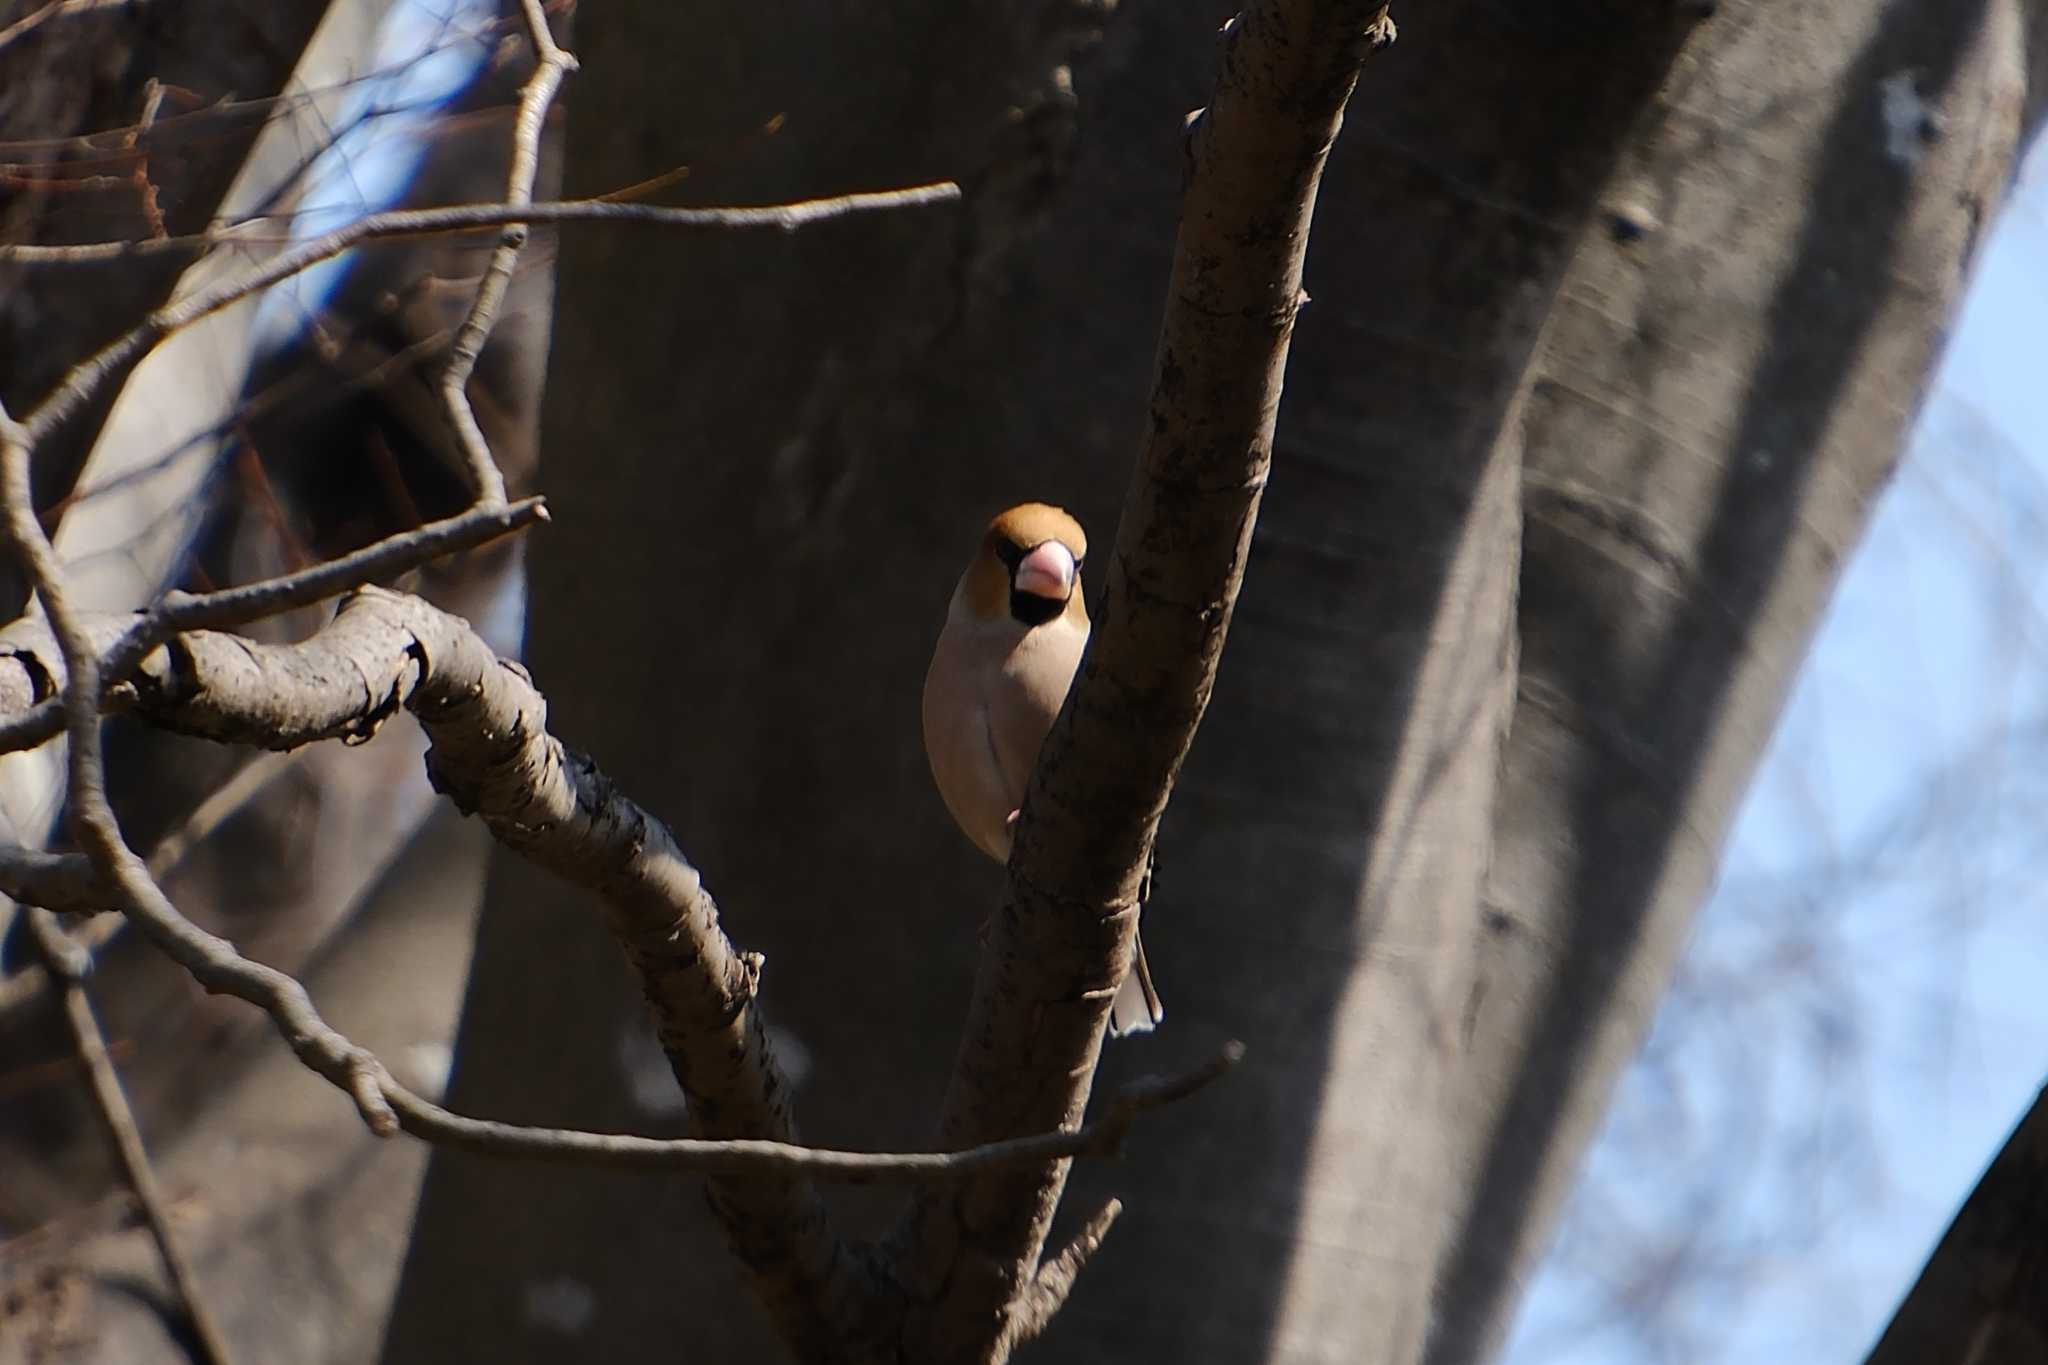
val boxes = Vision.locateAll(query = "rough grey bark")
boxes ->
[379,3,2037,1365]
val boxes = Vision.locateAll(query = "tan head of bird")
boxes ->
[963,502,1090,629]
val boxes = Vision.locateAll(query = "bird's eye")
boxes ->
[992,539,1024,570]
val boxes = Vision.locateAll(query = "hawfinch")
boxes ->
[922,502,1163,1036]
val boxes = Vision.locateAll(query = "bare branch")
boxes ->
[0,752,288,927]
[151,498,547,634]
[12,184,962,451]
[439,3,577,505]
[0,580,1242,1185]
[0,753,286,1012]
[0,496,547,757]
[898,1,1396,1352]
[384,1048,1237,1180]
[1863,1078,2048,1365]
[0,848,103,913]
[0,186,964,270]
[0,0,142,63]
[1011,1200,1123,1346]
[19,906,236,1365]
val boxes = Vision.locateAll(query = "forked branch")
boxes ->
[895,2,1398,1356]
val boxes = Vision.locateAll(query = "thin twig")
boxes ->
[0,751,294,1014]
[383,1048,1236,1179]
[0,187,962,266]
[1012,1199,1124,1345]
[437,1,575,505]
[13,184,962,449]
[0,495,547,757]
[152,497,546,632]
[0,0,137,58]
[139,750,294,878]
[19,906,236,1365]
[898,1,1396,1350]
[0,20,514,161]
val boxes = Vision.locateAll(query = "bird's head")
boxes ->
[963,502,1089,629]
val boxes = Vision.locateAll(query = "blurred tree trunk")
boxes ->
[0,5,555,1359]
[386,2,2032,1363]
[0,0,332,615]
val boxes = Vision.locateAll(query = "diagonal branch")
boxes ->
[0,185,967,268]
[0,0,140,58]
[1009,1198,1122,1348]
[0,582,1240,1189]
[1863,1079,2048,1365]
[19,905,236,1365]
[0,496,548,757]
[0,749,289,1014]
[13,185,963,450]
[896,1,1398,1355]
[0,364,1138,1357]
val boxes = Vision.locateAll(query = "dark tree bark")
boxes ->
[1865,1080,2048,1365]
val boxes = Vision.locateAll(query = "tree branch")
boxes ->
[11,185,962,452]
[437,0,575,505]
[1010,1199,1122,1347]
[0,0,138,58]
[1863,1079,2048,1365]
[19,905,236,1365]
[0,2,1376,1351]
[0,495,547,757]
[0,751,288,1013]
[0,581,1239,1186]
[0,184,967,267]
[897,1,1397,1353]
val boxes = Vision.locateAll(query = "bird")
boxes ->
[922,502,1163,1036]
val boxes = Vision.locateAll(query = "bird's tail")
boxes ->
[1109,932,1164,1036]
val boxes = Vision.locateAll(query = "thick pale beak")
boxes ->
[1012,541,1076,601]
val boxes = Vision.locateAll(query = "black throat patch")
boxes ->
[1009,589,1064,627]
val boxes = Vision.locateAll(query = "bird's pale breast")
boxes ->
[922,613,1086,861]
